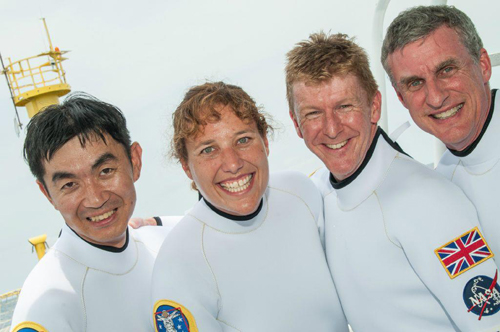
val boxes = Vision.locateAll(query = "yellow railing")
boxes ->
[0,289,20,301]
[1,18,71,118]
[4,49,70,106]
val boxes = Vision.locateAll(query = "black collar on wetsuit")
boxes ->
[201,195,264,221]
[449,89,497,157]
[329,127,410,190]
[66,224,130,253]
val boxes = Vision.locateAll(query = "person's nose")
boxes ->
[82,179,109,208]
[323,111,343,139]
[425,78,449,110]
[221,147,244,174]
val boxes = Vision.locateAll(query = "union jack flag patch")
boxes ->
[435,227,494,279]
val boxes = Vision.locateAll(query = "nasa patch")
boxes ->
[153,299,198,332]
[463,271,500,320]
[11,321,47,332]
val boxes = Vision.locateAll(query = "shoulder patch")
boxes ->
[153,299,198,332]
[12,322,47,332]
[463,270,500,320]
[435,227,494,279]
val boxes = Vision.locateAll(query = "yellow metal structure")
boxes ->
[0,289,20,303]
[28,234,48,260]
[2,19,70,118]
[0,19,66,332]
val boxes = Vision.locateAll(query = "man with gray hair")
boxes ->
[286,31,500,330]
[382,6,499,263]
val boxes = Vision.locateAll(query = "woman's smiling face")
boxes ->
[182,105,269,216]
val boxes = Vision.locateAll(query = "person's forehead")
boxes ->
[192,106,257,135]
[43,134,125,174]
[293,74,367,101]
[392,26,469,68]
[420,26,462,50]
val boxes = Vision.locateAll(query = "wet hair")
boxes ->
[285,31,378,117]
[23,92,132,188]
[382,5,483,84]
[171,81,273,163]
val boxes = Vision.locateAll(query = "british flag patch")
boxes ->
[435,227,494,279]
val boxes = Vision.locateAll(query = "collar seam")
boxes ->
[459,157,500,176]
[336,151,399,212]
[188,193,269,235]
[268,186,316,223]
[53,239,139,276]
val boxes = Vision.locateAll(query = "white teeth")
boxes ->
[326,140,348,150]
[220,174,253,193]
[433,104,463,119]
[89,209,115,222]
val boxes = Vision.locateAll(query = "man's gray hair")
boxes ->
[381,5,483,84]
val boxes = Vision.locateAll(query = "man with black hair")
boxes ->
[10,93,170,332]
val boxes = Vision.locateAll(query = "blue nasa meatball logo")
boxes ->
[463,273,500,319]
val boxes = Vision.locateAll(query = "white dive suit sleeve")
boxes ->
[382,162,500,330]
[11,294,80,332]
[10,252,86,332]
[151,219,227,332]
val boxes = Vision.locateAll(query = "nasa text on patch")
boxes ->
[435,227,494,279]
[11,321,47,332]
[153,299,198,332]
[463,271,500,320]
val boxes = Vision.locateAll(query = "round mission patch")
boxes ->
[12,322,47,332]
[153,299,198,332]
[463,274,500,318]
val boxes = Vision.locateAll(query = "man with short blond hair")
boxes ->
[286,31,500,330]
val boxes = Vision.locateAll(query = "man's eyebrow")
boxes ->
[52,171,76,184]
[92,152,117,171]
[297,104,319,115]
[399,75,421,87]
[435,58,458,73]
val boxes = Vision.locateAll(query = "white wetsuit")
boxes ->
[437,89,499,262]
[311,128,500,332]
[11,223,172,332]
[151,171,348,332]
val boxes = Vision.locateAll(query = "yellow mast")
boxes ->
[28,234,48,260]
[1,19,64,261]
[2,18,71,118]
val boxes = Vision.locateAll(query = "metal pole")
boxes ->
[372,0,390,132]
[41,18,54,52]
[0,52,22,130]
[490,53,500,67]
